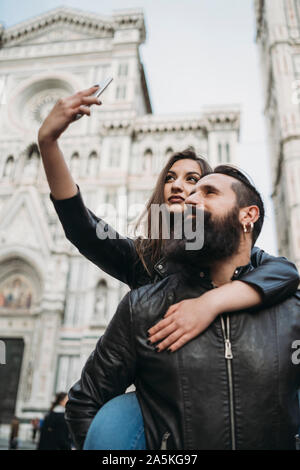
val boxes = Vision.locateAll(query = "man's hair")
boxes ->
[212,165,265,245]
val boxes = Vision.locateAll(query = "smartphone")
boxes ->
[74,77,113,120]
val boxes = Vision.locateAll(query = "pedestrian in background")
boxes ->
[37,392,71,450]
[31,417,40,443]
[9,416,19,450]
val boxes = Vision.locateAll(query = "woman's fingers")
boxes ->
[165,334,191,353]
[69,95,102,111]
[82,85,100,95]
[71,105,91,119]
[164,303,179,318]
[148,315,174,337]
[70,96,103,119]
[155,329,185,352]
[68,86,101,108]
[148,322,177,345]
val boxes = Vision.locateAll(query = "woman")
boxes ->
[38,86,299,449]
[37,392,72,450]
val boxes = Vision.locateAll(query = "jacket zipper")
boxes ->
[220,314,236,450]
[160,431,171,450]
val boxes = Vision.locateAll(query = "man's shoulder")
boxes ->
[271,289,300,314]
[128,273,182,307]
[279,289,300,303]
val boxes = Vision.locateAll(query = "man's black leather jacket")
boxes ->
[65,266,300,450]
[50,186,300,302]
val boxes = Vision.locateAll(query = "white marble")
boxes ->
[255,0,300,269]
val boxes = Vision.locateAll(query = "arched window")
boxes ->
[225,143,230,162]
[115,85,126,100]
[3,155,14,179]
[70,152,80,178]
[24,144,40,180]
[218,143,222,163]
[165,148,173,160]
[142,148,153,172]
[109,145,121,168]
[92,280,108,326]
[118,63,129,77]
[87,151,98,176]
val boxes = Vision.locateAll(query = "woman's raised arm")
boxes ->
[38,86,141,288]
[38,85,101,200]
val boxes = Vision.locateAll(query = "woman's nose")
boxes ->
[171,178,184,191]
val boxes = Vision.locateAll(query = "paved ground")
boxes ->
[0,437,37,450]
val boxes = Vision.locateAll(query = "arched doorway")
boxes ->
[0,338,25,424]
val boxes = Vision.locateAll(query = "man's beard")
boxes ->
[164,204,242,271]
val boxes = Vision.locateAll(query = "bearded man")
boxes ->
[65,165,300,450]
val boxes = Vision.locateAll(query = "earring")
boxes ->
[242,222,254,233]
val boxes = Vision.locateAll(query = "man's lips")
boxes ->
[168,196,184,203]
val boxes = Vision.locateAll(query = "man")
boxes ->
[65,166,300,450]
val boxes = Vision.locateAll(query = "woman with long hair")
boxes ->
[37,392,72,450]
[38,86,299,449]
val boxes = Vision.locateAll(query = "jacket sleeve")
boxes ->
[64,292,136,450]
[50,185,139,288]
[240,246,300,307]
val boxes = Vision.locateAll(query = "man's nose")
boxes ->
[185,192,198,205]
[185,192,204,209]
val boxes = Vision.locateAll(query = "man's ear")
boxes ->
[239,205,260,226]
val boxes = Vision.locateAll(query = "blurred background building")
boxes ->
[0,6,240,439]
[255,0,300,269]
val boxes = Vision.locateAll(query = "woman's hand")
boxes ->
[38,85,102,143]
[147,295,219,353]
[147,281,262,353]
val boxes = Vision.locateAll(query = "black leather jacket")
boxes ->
[50,186,299,303]
[65,266,300,450]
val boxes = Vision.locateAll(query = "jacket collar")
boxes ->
[154,257,254,283]
[153,257,182,278]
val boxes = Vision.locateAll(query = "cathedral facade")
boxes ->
[0,6,240,438]
[255,0,300,270]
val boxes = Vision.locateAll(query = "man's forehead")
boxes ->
[196,173,236,190]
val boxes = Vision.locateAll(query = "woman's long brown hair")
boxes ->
[134,148,212,276]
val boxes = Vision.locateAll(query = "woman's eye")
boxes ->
[187,176,199,184]
[165,175,174,182]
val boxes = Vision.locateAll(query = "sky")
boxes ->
[0,0,278,254]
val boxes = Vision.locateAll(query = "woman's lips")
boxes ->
[168,196,184,203]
